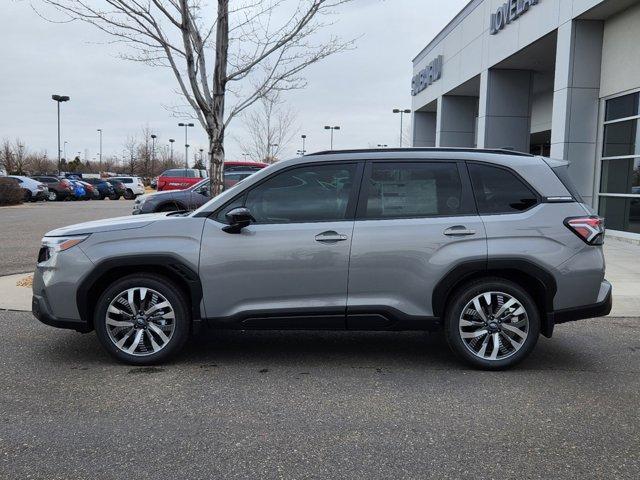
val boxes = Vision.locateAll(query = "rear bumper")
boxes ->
[551,280,612,325]
[32,294,92,333]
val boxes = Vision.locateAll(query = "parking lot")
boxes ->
[0,200,132,275]
[1,202,640,479]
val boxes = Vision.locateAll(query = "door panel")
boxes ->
[200,220,354,321]
[347,160,486,322]
[347,216,486,318]
[199,161,361,325]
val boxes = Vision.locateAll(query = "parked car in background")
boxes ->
[133,178,211,214]
[31,176,74,201]
[83,178,116,200]
[70,180,86,200]
[7,176,48,202]
[156,168,204,192]
[79,181,100,200]
[223,161,268,188]
[105,179,126,200]
[109,176,145,199]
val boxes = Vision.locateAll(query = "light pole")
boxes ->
[63,141,68,161]
[324,126,340,150]
[268,143,279,160]
[199,148,204,166]
[392,108,411,148]
[150,134,157,176]
[169,138,175,162]
[97,129,103,166]
[178,122,194,169]
[301,134,307,155]
[52,95,70,174]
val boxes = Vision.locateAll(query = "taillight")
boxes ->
[564,216,605,245]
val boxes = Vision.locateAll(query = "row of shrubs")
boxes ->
[0,178,24,206]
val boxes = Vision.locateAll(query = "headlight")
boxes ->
[41,235,90,254]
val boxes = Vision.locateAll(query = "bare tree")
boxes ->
[0,139,15,174]
[13,139,28,175]
[240,92,297,163]
[26,152,56,174]
[38,0,354,194]
[124,135,138,175]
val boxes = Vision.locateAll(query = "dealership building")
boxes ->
[411,0,640,238]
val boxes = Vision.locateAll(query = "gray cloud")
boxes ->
[1,0,466,162]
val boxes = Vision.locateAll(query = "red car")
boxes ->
[157,168,205,192]
[223,161,269,188]
[157,162,269,191]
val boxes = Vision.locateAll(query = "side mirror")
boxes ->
[222,207,255,234]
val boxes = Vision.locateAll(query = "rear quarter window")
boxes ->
[551,165,584,203]
[468,163,539,214]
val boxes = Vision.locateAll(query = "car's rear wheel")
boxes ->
[109,192,120,200]
[94,274,190,365]
[444,278,540,370]
[124,189,135,200]
[48,191,58,201]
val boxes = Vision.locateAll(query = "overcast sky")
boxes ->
[1,0,466,163]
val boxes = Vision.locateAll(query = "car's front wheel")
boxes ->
[94,274,191,364]
[124,189,135,200]
[444,278,540,370]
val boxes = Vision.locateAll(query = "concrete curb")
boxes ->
[0,272,33,312]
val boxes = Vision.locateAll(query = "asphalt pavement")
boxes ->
[0,201,133,275]
[1,311,639,479]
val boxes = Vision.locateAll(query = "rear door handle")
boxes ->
[443,226,476,237]
[315,231,348,243]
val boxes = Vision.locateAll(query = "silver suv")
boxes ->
[32,149,612,369]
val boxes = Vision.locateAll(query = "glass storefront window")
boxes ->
[600,158,640,194]
[598,196,640,234]
[602,119,640,157]
[605,92,639,121]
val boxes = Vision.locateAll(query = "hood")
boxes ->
[137,189,180,203]
[45,213,173,236]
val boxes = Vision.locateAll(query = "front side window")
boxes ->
[364,162,466,218]
[243,164,356,224]
[469,164,538,214]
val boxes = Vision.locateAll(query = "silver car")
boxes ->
[32,148,611,369]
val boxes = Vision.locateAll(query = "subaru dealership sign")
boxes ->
[490,0,540,35]
[411,55,443,96]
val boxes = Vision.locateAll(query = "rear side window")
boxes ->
[469,164,538,214]
[364,162,467,218]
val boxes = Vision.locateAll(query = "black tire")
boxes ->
[94,274,191,365]
[109,193,120,200]
[124,189,135,200]
[24,190,32,202]
[48,190,58,201]
[444,278,540,370]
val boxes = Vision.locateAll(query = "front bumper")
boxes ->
[32,294,92,333]
[552,280,612,325]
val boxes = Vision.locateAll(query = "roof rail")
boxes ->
[308,147,533,157]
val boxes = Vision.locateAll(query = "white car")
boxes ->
[7,175,48,202]
[109,176,145,199]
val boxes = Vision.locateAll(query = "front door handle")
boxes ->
[443,225,476,237]
[315,231,348,243]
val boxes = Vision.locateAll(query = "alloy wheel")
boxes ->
[48,191,57,201]
[105,287,176,356]
[458,291,529,361]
